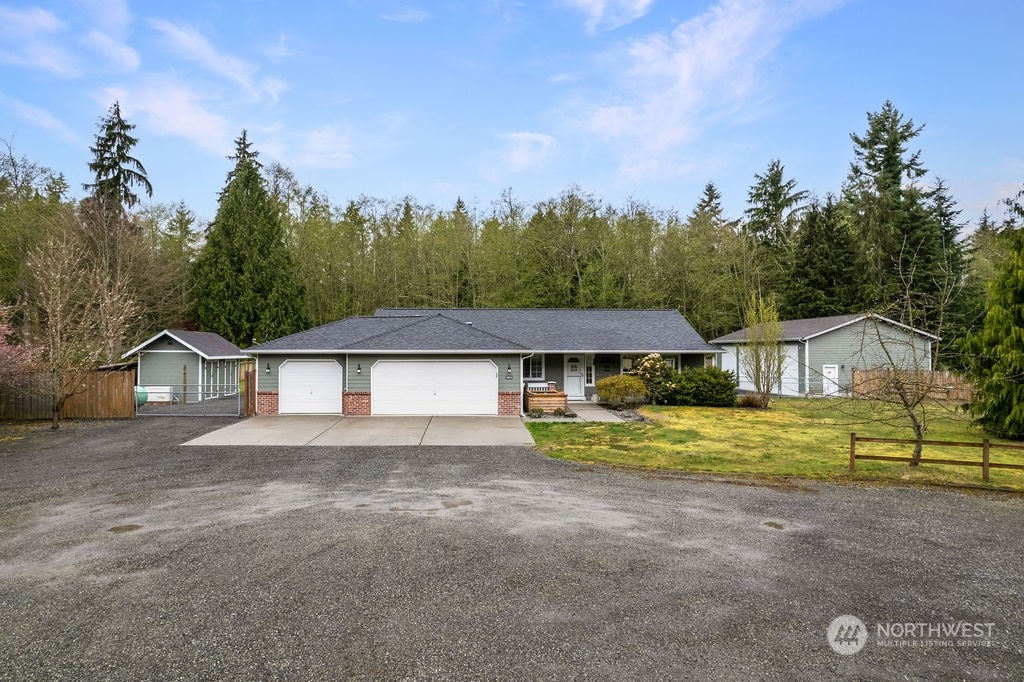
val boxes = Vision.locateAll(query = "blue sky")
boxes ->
[1,0,1021,226]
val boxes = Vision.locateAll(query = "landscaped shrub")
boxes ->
[630,353,676,404]
[595,374,648,406]
[667,367,738,407]
[737,393,763,408]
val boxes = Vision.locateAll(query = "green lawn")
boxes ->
[525,399,1024,491]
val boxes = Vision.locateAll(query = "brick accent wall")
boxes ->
[257,391,279,415]
[344,392,371,415]
[499,391,522,416]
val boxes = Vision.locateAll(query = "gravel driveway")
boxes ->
[0,418,1021,680]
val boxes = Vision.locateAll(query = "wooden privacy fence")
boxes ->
[0,370,135,420]
[849,433,1024,482]
[851,368,973,402]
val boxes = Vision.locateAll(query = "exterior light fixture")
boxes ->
[357,363,362,374]
[506,363,513,378]
[265,363,270,374]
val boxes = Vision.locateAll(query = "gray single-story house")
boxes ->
[122,329,249,403]
[248,308,720,416]
[711,313,938,397]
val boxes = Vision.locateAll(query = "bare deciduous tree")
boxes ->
[26,228,137,428]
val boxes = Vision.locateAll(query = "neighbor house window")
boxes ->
[585,363,594,385]
[524,355,544,380]
[664,355,679,370]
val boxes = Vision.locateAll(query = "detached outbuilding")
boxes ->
[122,330,249,403]
[712,313,938,397]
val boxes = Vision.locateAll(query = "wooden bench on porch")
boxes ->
[525,381,568,412]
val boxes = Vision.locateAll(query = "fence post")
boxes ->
[182,365,188,404]
[849,432,856,473]
[983,439,990,482]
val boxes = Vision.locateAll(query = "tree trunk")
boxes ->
[909,412,924,467]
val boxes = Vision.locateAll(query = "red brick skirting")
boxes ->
[499,391,521,416]
[257,391,279,415]
[344,392,371,415]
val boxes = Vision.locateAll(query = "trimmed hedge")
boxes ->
[595,374,648,406]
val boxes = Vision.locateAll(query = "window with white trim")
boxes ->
[523,355,544,380]
[664,355,679,370]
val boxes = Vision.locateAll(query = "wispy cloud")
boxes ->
[500,131,557,172]
[381,8,431,23]
[102,81,231,155]
[0,93,80,143]
[148,18,287,102]
[0,7,78,76]
[79,0,133,35]
[83,30,139,70]
[581,0,847,180]
[560,0,654,32]
[262,33,296,60]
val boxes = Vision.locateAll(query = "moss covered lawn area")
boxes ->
[525,399,1024,491]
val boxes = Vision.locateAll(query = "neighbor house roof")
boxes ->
[122,329,249,360]
[250,308,719,354]
[711,313,939,344]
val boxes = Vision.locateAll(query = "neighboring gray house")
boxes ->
[711,313,938,397]
[122,330,249,402]
[248,309,719,416]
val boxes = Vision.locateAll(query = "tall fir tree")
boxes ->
[191,131,307,347]
[842,101,965,333]
[958,185,1024,438]
[83,101,152,214]
[782,196,857,319]
[743,159,808,251]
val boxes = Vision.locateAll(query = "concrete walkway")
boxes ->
[527,402,625,423]
[182,415,536,447]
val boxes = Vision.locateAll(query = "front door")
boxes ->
[565,356,584,400]
[822,364,840,396]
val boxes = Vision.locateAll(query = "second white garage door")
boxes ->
[279,359,344,414]
[372,360,498,415]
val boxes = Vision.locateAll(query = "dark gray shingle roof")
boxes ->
[250,309,716,353]
[711,313,937,343]
[123,329,247,359]
[374,308,718,352]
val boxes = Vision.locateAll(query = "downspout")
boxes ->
[803,339,810,396]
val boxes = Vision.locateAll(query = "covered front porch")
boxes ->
[522,352,709,401]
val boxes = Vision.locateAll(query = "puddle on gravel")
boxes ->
[108,524,143,534]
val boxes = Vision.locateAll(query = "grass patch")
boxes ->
[525,399,1024,491]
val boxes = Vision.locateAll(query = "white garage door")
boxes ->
[372,360,498,415]
[279,360,344,414]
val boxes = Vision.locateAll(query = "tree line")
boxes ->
[1,100,1022,395]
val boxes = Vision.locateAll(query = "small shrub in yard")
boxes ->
[595,374,648,406]
[527,408,544,418]
[737,393,763,408]
[667,367,738,407]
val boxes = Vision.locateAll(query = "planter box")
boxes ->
[527,390,568,413]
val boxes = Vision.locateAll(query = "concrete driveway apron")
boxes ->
[183,415,536,447]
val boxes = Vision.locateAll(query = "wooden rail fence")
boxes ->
[849,432,1024,482]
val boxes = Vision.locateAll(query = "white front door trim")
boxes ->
[564,355,585,400]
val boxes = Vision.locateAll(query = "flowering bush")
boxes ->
[630,353,677,405]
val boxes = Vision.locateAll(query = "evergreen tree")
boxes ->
[191,131,307,347]
[782,196,857,319]
[83,101,152,214]
[744,159,808,250]
[959,186,1024,438]
[842,101,965,333]
[690,181,725,225]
